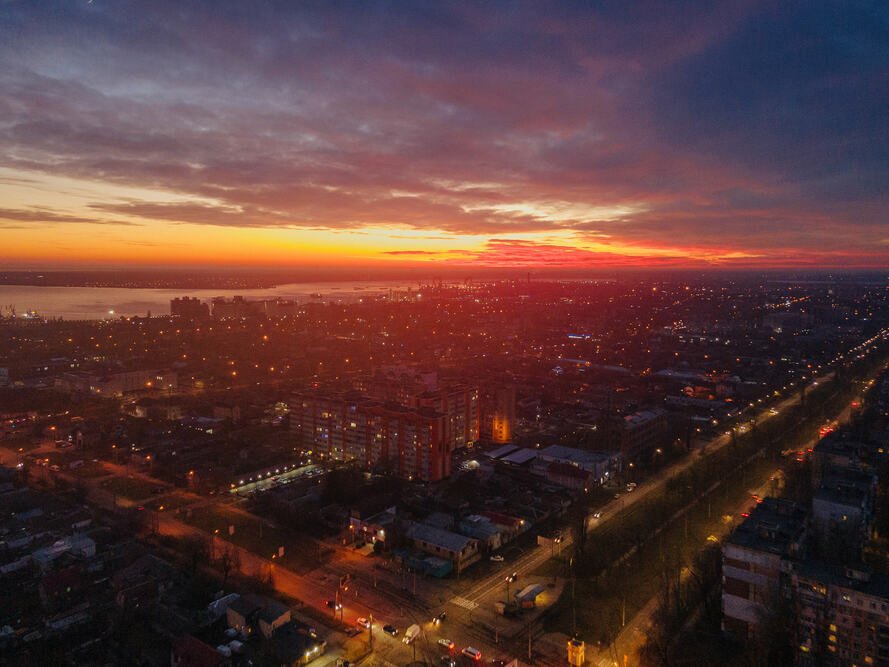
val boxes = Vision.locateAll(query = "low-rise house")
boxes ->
[171,634,229,667]
[226,594,263,637]
[544,461,594,491]
[532,445,621,486]
[258,598,291,639]
[226,593,291,639]
[458,515,502,551]
[38,563,85,610]
[405,522,480,574]
[270,621,327,666]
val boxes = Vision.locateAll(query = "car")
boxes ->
[345,627,361,637]
[489,554,504,562]
[506,571,518,583]
[438,638,455,650]
[382,624,398,636]
[436,611,447,621]
[440,657,456,667]
[461,647,482,661]
[326,599,342,610]
[356,617,370,629]
[592,511,602,519]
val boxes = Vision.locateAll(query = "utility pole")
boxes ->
[528,621,532,663]
[572,575,577,636]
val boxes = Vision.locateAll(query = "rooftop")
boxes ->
[623,407,667,427]
[486,444,519,460]
[793,560,889,600]
[728,497,807,555]
[406,522,476,553]
[499,448,539,466]
[537,444,619,468]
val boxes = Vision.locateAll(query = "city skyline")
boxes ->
[1,1,887,269]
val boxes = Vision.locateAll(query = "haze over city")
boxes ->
[1,1,887,270]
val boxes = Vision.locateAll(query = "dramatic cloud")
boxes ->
[0,0,886,267]
[0,207,137,225]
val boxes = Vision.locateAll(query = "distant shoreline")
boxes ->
[0,268,884,290]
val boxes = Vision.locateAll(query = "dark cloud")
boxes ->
[0,1,886,264]
[0,207,138,225]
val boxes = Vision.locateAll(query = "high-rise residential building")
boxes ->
[414,384,479,453]
[211,296,263,318]
[722,498,807,640]
[170,297,209,319]
[791,563,889,666]
[480,385,516,444]
[291,391,449,481]
[619,408,669,465]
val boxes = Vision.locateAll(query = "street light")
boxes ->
[506,571,518,600]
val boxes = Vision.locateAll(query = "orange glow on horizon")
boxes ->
[2,167,888,270]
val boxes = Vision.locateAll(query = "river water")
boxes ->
[0,281,416,320]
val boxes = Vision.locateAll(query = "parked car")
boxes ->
[356,617,370,629]
[440,657,456,667]
[438,638,455,650]
[461,647,482,661]
[382,624,398,636]
[326,599,342,610]
[489,554,504,562]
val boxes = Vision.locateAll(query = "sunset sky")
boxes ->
[1,1,887,270]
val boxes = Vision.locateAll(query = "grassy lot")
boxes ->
[143,492,193,513]
[101,475,167,500]
[70,460,110,478]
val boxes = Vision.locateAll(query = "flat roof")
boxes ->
[500,448,539,465]
[538,444,618,467]
[515,583,545,601]
[727,497,806,555]
[486,444,519,460]
[407,523,475,553]
[623,408,667,426]
[793,560,889,599]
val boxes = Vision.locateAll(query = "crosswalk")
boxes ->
[450,595,479,610]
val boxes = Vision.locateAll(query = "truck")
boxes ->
[402,624,420,644]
